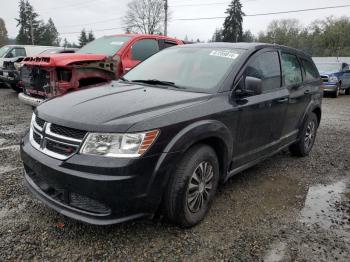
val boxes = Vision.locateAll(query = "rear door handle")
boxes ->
[304,90,311,94]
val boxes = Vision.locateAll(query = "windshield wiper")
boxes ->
[130,79,184,89]
[119,76,129,82]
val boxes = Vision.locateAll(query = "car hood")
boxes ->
[21,53,107,67]
[319,70,338,76]
[37,82,211,133]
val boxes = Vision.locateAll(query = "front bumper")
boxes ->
[0,69,20,85]
[322,83,338,92]
[21,134,180,225]
[18,92,44,107]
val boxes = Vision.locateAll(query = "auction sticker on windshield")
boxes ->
[210,50,239,59]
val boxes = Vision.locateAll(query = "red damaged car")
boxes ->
[18,34,184,106]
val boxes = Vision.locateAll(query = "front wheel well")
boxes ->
[312,107,321,126]
[186,137,229,182]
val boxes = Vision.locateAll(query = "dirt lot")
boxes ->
[0,88,349,261]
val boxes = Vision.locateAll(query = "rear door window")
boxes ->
[132,39,159,61]
[281,53,303,86]
[245,51,281,92]
[301,58,319,82]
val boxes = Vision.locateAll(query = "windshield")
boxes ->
[316,63,342,72]
[77,36,131,56]
[0,46,10,58]
[123,47,244,92]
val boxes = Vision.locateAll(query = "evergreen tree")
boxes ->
[16,0,41,45]
[0,18,8,47]
[242,30,255,42]
[222,0,245,42]
[40,18,60,46]
[211,28,223,42]
[87,30,95,43]
[78,29,88,47]
[62,38,69,47]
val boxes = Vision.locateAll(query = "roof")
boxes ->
[177,42,310,57]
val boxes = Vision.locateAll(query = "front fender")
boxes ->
[163,120,233,156]
[144,120,233,209]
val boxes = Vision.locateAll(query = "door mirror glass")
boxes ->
[244,76,262,95]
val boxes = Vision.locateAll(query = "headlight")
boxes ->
[329,76,338,83]
[80,130,159,158]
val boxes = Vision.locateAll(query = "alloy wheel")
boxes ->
[304,120,316,150]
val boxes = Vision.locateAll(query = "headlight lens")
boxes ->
[329,76,338,83]
[80,130,159,158]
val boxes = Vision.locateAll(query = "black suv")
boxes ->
[20,43,322,227]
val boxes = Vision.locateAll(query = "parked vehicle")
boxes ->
[18,34,184,107]
[0,45,62,92]
[21,43,322,227]
[315,62,350,97]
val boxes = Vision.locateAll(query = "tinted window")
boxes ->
[159,40,178,50]
[302,59,319,81]
[132,39,159,61]
[281,53,302,86]
[7,47,26,58]
[77,36,131,56]
[245,51,281,92]
[0,46,10,58]
[124,47,244,92]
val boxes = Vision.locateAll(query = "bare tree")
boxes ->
[123,0,166,35]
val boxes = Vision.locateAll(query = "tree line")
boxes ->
[0,0,95,48]
[2,0,350,57]
[212,0,350,56]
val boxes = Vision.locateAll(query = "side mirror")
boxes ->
[244,76,263,95]
[5,52,14,58]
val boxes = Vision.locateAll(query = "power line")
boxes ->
[58,17,123,29]
[170,0,257,7]
[173,4,350,20]
[60,26,124,35]
[39,0,96,11]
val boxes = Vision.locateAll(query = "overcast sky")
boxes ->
[1,0,350,44]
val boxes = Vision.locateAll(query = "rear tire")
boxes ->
[345,88,350,95]
[290,112,318,157]
[163,144,220,227]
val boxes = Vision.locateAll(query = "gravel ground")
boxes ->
[0,88,349,261]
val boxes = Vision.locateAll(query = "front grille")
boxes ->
[50,124,87,140]
[321,75,329,83]
[46,139,77,156]
[21,66,51,97]
[30,115,86,160]
[35,116,45,128]
[33,131,42,145]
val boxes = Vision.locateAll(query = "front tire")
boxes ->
[331,85,340,98]
[290,113,318,157]
[163,144,220,227]
[10,83,22,93]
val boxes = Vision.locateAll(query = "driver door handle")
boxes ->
[304,90,311,94]
[277,98,288,103]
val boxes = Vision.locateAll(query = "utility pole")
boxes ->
[30,18,34,45]
[164,0,168,36]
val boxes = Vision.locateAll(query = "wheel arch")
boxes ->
[162,120,233,181]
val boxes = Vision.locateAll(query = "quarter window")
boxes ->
[302,58,319,81]
[281,53,302,86]
[245,51,281,92]
[132,39,159,61]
